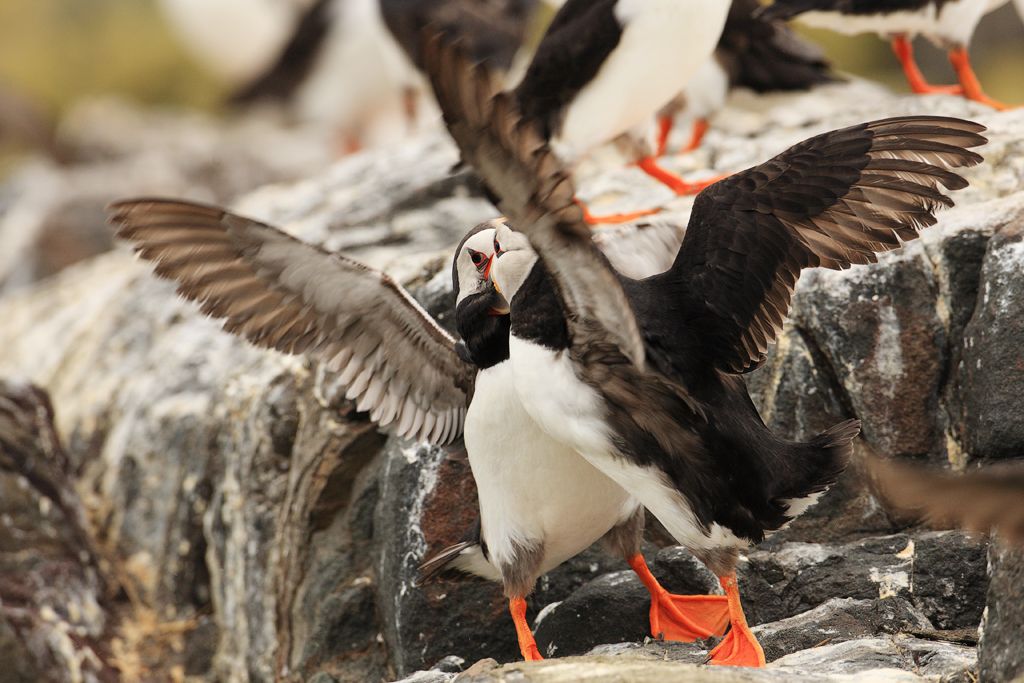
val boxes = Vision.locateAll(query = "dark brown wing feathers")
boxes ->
[673,116,986,373]
[424,35,647,368]
[109,198,476,445]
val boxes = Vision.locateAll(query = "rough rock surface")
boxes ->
[979,545,1024,682]
[0,82,1022,682]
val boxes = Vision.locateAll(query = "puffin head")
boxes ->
[452,220,501,305]
[452,220,511,368]
[490,221,538,310]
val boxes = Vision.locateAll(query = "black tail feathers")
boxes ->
[416,540,475,586]
[777,418,861,504]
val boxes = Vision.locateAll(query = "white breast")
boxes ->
[464,361,637,577]
[555,0,730,159]
[507,336,747,556]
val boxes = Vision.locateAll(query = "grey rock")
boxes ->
[752,598,933,662]
[959,211,1024,461]
[979,544,1024,682]
[740,532,987,630]
[771,636,976,680]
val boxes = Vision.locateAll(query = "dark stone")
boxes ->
[793,253,947,462]
[533,548,718,658]
[0,617,42,683]
[752,597,932,662]
[740,532,987,630]
[959,220,1024,461]
[912,532,989,630]
[979,544,1024,682]
[183,615,219,676]
[532,571,651,658]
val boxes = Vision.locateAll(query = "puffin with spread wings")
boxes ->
[425,38,985,666]
[109,201,733,662]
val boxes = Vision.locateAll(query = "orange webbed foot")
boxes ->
[652,592,729,642]
[706,573,766,668]
[707,620,766,667]
[627,554,729,642]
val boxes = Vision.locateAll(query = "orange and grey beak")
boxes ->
[483,255,494,280]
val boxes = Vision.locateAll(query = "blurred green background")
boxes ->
[0,0,1021,122]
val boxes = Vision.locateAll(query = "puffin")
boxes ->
[425,38,986,666]
[655,0,837,156]
[504,0,732,223]
[231,0,540,153]
[107,200,725,662]
[758,0,1014,110]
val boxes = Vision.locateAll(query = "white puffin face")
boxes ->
[490,222,538,307]
[454,225,498,305]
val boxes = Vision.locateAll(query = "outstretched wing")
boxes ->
[667,116,985,373]
[867,454,1024,546]
[424,35,646,368]
[110,198,476,445]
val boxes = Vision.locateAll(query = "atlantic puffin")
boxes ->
[500,0,731,223]
[231,0,540,153]
[425,39,986,666]
[108,200,727,662]
[655,0,837,156]
[758,0,1014,110]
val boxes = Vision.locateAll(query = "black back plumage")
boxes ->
[759,0,939,22]
[720,0,836,92]
[423,39,986,546]
[512,0,622,140]
[231,0,333,104]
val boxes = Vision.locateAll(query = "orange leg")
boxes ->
[636,156,727,196]
[707,573,766,668]
[509,597,543,661]
[574,198,660,225]
[891,35,962,96]
[680,119,710,154]
[627,554,729,642]
[655,115,674,157]
[949,47,1012,111]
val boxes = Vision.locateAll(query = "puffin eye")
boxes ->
[494,238,501,254]
[469,249,488,271]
